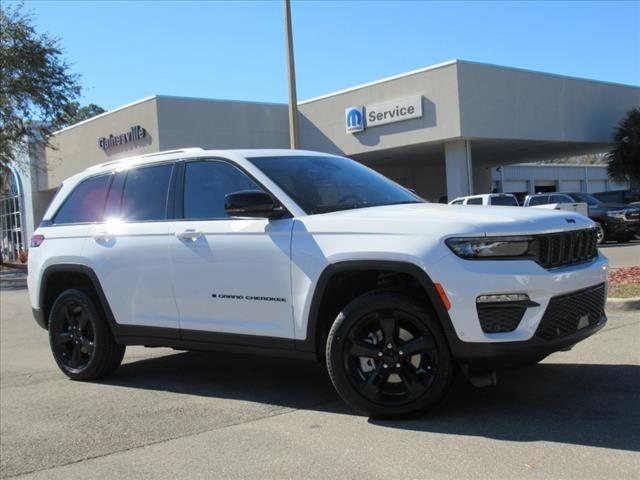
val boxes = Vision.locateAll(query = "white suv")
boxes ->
[28,149,608,418]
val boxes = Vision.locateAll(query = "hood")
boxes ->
[299,203,595,237]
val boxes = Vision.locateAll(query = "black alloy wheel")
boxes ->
[49,289,125,380]
[52,299,95,371]
[326,291,456,418]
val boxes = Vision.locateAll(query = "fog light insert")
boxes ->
[477,293,530,303]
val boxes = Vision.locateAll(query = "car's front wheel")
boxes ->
[595,223,605,244]
[49,289,125,380]
[326,291,456,418]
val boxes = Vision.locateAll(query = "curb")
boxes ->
[606,297,640,311]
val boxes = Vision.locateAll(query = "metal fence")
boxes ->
[0,194,24,264]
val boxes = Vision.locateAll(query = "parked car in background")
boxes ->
[449,193,519,206]
[525,192,640,243]
[593,188,640,205]
[523,193,589,217]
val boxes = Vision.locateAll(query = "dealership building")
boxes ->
[2,60,639,262]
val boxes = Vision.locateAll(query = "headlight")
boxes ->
[606,210,626,220]
[446,236,537,259]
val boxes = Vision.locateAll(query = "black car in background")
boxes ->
[564,192,640,243]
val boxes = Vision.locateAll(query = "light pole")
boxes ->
[284,0,299,149]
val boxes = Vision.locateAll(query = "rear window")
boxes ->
[53,175,110,224]
[120,164,173,221]
[491,195,518,206]
[528,196,548,206]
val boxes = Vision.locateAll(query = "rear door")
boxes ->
[84,163,180,330]
[168,159,294,342]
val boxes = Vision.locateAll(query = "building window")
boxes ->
[0,167,24,264]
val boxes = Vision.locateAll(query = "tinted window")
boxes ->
[248,155,421,214]
[467,197,483,205]
[54,175,110,224]
[184,161,262,219]
[551,195,572,204]
[528,196,548,206]
[104,172,125,219]
[120,164,173,221]
[451,200,464,205]
[491,195,518,206]
[568,193,600,205]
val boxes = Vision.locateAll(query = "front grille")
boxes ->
[477,305,525,333]
[537,228,597,269]
[535,283,606,340]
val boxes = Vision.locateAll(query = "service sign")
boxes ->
[345,96,422,134]
[366,96,422,128]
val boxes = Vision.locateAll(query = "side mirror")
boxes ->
[224,190,287,219]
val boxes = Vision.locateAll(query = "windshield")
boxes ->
[247,155,422,214]
[491,195,518,206]
[568,192,600,204]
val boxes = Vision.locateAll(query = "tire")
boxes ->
[326,291,456,418]
[48,288,125,380]
[595,223,605,244]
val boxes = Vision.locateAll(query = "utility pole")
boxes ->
[284,0,299,149]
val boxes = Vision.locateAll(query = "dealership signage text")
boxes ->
[98,125,146,151]
[345,96,422,134]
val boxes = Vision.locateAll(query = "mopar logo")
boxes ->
[345,107,364,133]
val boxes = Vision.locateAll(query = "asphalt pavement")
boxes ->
[1,268,638,479]
[599,239,640,268]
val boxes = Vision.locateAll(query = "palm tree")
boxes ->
[606,107,640,185]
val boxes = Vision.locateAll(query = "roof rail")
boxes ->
[86,148,205,171]
[139,147,204,158]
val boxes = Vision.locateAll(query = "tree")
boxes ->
[0,3,81,173]
[58,102,106,128]
[606,107,640,185]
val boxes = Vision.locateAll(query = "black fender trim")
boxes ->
[38,263,180,339]
[295,260,458,355]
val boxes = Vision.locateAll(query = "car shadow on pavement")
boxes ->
[101,350,639,452]
[371,363,640,453]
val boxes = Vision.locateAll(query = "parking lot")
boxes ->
[1,267,638,480]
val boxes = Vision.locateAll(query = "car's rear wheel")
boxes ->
[326,291,456,418]
[49,289,125,380]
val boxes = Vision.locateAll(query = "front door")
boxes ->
[168,159,294,342]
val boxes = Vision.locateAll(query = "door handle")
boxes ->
[175,229,203,241]
[92,231,114,241]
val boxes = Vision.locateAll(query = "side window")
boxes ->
[104,172,125,219]
[53,175,110,224]
[528,195,548,206]
[451,199,464,205]
[183,161,262,219]
[120,164,173,221]
[467,197,483,205]
[551,195,571,204]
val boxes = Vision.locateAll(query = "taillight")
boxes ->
[30,234,45,247]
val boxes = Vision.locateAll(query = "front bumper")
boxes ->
[605,220,640,237]
[430,251,608,344]
[448,313,606,370]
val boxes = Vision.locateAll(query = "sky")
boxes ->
[14,0,640,111]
